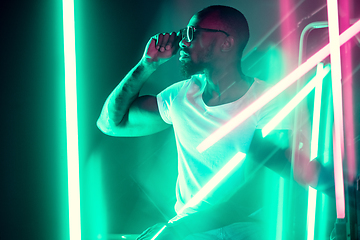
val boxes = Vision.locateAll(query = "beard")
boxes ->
[180,42,215,78]
[180,60,205,78]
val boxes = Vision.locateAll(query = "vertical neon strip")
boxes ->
[318,193,330,239]
[310,63,324,161]
[62,0,81,239]
[306,187,317,240]
[306,63,324,240]
[318,91,333,239]
[340,0,357,184]
[279,0,298,75]
[264,171,283,239]
[324,92,334,165]
[275,178,285,240]
[196,19,360,153]
[327,0,346,219]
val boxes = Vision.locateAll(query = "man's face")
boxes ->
[179,13,225,78]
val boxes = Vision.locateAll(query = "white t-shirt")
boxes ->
[157,74,283,216]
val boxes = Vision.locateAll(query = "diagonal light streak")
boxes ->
[151,152,246,240]
[151,225,167,240]
[177,152,246,215]
[262,64,330,138]
[197,19,360,153]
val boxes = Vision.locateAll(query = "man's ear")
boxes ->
[221,36,234,52]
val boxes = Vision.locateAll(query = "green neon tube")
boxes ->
[62,0,81,239]
[306,63,325,240]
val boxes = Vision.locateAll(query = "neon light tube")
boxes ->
[306,63,325,240]
[151,225,167,240]
[197,19,360,153]
[306,187,317,240]
[340,1,357,184]
[276,178,285,240]
[178,152,246,214]
[327,0,346,219]
[262,64,329,137]
[62,0,81,239]
[155,152,246,239]
[310,63,325,160]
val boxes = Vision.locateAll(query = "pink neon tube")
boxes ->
[327,0,346,219]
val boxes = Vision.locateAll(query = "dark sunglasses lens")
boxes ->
[181,28,187,40]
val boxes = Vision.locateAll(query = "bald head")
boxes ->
[196,5,250,58]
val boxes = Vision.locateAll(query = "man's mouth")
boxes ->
[179,51,191,61]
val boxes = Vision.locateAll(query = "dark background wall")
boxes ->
[1,1,359,240]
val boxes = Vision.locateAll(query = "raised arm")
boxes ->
[97,32,181,137]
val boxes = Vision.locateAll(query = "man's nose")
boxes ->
[179,38,191,48]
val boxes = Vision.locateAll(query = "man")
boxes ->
[98,5,326,239]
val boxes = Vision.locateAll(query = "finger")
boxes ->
[171,32,182,54]
[159,33,170,52]
[165,32,176,50]
[174,32,183,50]
[148,37,157,50]
[156,33,163,50]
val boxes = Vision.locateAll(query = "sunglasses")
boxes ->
[179,26,230,42]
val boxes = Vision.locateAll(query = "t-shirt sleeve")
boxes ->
[156,80,188,124]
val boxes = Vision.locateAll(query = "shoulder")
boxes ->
[251,78,274,93]
[159,74,205,95]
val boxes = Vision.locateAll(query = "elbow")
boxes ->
[96,115,132,137]
[96,118,110,135]
[96,117,117,137]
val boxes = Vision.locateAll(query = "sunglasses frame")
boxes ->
[180,26,230,42]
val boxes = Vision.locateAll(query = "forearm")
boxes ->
[167,203,252,238]
[107,60,156,125]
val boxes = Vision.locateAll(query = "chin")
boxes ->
[180,61,204,78]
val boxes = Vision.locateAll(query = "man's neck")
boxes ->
[202,65,253,106]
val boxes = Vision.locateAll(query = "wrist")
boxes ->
[315,162,335,191]
[140,57,159,72]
